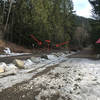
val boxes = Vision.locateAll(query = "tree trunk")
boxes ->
[4,0,12,32]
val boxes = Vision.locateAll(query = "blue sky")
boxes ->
[72,0,92,18]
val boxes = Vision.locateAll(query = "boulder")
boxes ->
[6,64,17,72]
[47,55,57,60]
[0,64,17,77]
[0,62,7,73]
[0,63,17,72]
[24,59,34,68]
[0,67,4,73]
[13,59,24,69]
[31,57,40,63]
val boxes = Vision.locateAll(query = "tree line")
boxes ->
[0,0,99,51]
[0,0,76,48]
[89,0,100,52]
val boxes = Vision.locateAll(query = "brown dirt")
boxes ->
[0,54,33,64]
[0,40,69,54]
[69,47,98,59]
[0,40,32,54]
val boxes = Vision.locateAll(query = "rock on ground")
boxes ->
[13,59,24,69]
[0,67,4,73]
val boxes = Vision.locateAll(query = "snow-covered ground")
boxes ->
[0,50,100,100]
[0,53,31,57]
[0,51,75,92]
[19,58,100,100]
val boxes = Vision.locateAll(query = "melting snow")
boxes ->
[21,58,100,100]
[47,55,57,60]
[0,51,73,91]
[0,47,31,57]
[0,53,31,58]
[0,51,100,100]
[4,47,11,54]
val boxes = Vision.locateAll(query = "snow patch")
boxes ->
[22,58,100,100]
[47,55,57,60]
[0,51,72,91]
[0,53,31,58]
[4,47,11,54]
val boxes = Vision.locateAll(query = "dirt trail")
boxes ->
[0,54,33,64]
[69,47,97,59]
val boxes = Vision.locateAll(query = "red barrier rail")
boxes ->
[30,34,69,50]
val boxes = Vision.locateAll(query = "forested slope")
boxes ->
[0,0,96,51]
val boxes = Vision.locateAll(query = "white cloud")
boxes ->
[76,4,92,18]
[73,0,92,18]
